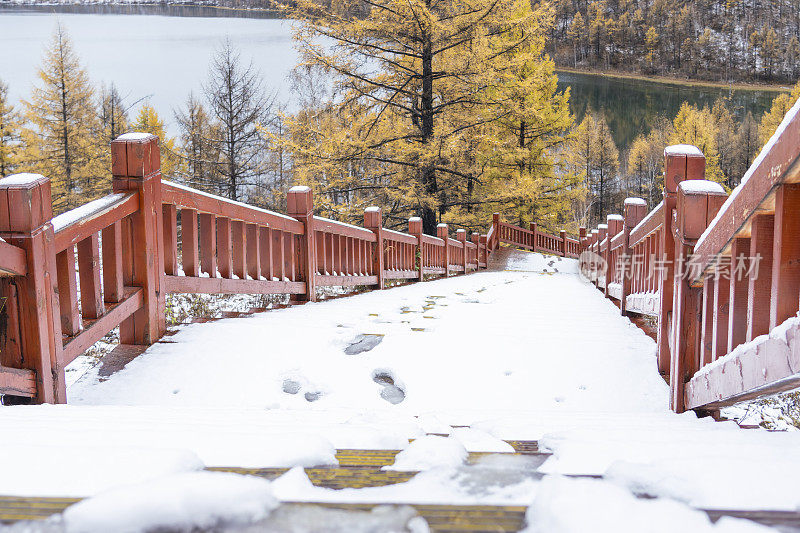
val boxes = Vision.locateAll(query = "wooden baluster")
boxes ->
[0,174,64,403]
[198,213,217,278]
[77,234,104,319]
[102,221,124,303]
[162,204,177,276]
[621,200,645,315]
[56,247,81,336]
[182,208,199,277]
[727,237,750,353]
[410,217,424,281]
[273,230,284,281]
[747,214,774,341]
[246,224,261,281]
[700,279,715,367]
[231,220,245,280]
[216,217,232,279]
[770,184,800,330]
[260,226,272,281]
[457,229,467,274]
[437,223,449,277]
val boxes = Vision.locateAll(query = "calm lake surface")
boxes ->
[0,5,783,150]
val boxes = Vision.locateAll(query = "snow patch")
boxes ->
[0,173,46,187]
[678,180,726,194]
[624,197,647,206]
[384,436,467,471]
[664,144,704,157]
[116,132,154,141]
[63,472,277,533]
[52,194,127,232]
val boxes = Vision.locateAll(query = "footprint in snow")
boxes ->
[282,379,302,395]
[344,334,384,355]
[304,391,323,402]
[372,369,406,404]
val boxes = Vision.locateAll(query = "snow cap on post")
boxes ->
[287,186,313,216]
[471,232,480,244]
[408,216,422,234]
[436,223,448,240]
[664,144,705,194]
[676,180,728,243]
[111,132,160,179]
[0,173,52,233]
[624,198,647,228]
[456,228,467,241]
[364,206,381,229]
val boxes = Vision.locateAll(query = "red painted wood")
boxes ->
[198,213,217,278]
[260,226,272,280]
[700,279,714,367]
[231,220,246,280]
[182,208,200,278]
[162,204,178,276]
[712,270,730,361]
[56,247,81,336]
[112,133,165,344]
[770,184,800,330]
[748,215,774,341]
[246,223,261,281]
[727,237,750,353]
[77,234,104,320]
[216,217,232,279]
[102,221,124,303]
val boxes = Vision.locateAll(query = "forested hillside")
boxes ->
[549,0,800,82]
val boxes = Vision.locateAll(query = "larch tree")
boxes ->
[670,101,724,185]
[131,103,178,178]
[0,79,23,178]
[98,83,131,145]
[175,93,222,194]
[204,40,275,203]
[22,24,104,212]
[758,82,800,146]
[283,0,571,233]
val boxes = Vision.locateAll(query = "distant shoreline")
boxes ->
[556,67,792,93]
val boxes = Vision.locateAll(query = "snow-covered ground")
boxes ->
[1,250,798,532]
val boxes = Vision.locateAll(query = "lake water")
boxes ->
[0,5,783,151]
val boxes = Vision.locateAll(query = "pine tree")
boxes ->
[22,24,104,212]
[0,79,23,178]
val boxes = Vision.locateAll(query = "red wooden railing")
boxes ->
[582,96,800,414]
[491,213,582,259]
[0,133,520,404]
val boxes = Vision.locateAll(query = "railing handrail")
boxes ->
[163,180,305,234]
[691,98,800,285]
[52,192,138,253]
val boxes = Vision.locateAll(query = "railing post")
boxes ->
[409,216,424,281]
[604,216,622,297]
[560,230,567,257]
[364,206,384,289]
[491,213,500,250]
[597,224,607,290]
[456,229,467,274]
[287,186,317,302]
[579,227,586,253]
[529,223,537,251]
[671,180,727,412]
[479,235,488,268]
[110,133,164,345]
[657,145,705,376]
[0,174,64,403]
[437,223,450,277]
[621,198,647,316]
[471,232,480,270]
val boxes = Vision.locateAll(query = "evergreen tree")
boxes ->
[175,94,222,194]
[132,103,178,178]
[22,24,104,212]
[758,82,800,146]
[283,0,571,233]
[0,80,23,178]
